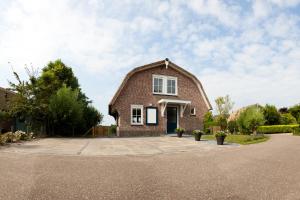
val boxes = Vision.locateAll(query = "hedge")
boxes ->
[257,125,299,134]
[293,127,300,136]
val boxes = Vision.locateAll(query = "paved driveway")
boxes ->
[0,134,300,200]
[0,135,237,156]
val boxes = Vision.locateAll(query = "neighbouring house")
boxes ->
[0,87,15,133]
[109,59,212,137]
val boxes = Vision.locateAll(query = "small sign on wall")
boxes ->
[146,107,158,125]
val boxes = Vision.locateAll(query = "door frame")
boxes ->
[166,105,179,134]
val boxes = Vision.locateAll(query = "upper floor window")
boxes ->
[152,75,177,95]
[153,77,163,93]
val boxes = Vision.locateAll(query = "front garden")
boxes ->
[175,95,300,145]
[202,134,269,145]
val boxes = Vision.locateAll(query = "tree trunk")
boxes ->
[253,129,257,136]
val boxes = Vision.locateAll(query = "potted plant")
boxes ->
[175,128,185,138]
[193,130,203,141]
[215,131,227,145]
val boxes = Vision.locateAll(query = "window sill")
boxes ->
[131,123,144,126]
[153,93,178,96]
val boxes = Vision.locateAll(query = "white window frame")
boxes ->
[152,75,178,96]
[131,105,143,125]
[191,107,196,116]
[152,75,164,94]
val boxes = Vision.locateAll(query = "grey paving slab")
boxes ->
[0,135,238,156]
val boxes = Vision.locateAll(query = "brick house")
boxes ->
[109,59,212,137]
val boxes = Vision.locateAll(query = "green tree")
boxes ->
[0,110,10,122]
[215,95,234,116]
[49,86,83,136]
[280,113,297,125]
[8,71,42,125]
[289,104,300,123]
[263,104,280,125]
[203,111,214,134]
[82,105,103,130]
[214,95,234,130]
[8,60,103,136]
[228,120,238,134]
[237,106,265,135]
[215,115,227,131]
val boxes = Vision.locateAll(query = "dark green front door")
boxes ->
[167,107,177,133]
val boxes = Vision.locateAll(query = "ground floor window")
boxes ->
[131,105,143,125]
[146,107,158,125]
[191,107,196,115]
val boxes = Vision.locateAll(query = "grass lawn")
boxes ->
[202,134,270,145]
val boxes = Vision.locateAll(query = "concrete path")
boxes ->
[0,134,300,200]
[0,135,238,156]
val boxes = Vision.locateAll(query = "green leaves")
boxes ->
[237,106,265,134]
[263,104,280,125]
[215,95,234,116]
[8,59,102,136]
[288,104,300,123]
[49,86,83,127]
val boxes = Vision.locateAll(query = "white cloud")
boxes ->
[187,0,241,27]
[253,0,271,18]
[0,0,300,124]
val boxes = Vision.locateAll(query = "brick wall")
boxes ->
[111,65,210,137]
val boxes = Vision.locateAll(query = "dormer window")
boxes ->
[153,75,177,95]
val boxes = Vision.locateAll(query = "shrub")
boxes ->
[293,127,300,136]
[6,132,14,143]
[0,131,34,145]
[203,111,214,134]
[257,125,299,134]
[289,104,300,123]
[228,120,238,134]
[215,115,227,131]
[108,125,117,136]
[280,113,297,125]
[175,127,185,133]
[237,106,265,134]
[20,131,34,141]
[263,104,280,125]
[193,130,204,135]
[0,134,8,145]
[215,131,227,137]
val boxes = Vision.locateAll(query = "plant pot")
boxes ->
[194,134,202,141]
[216,136,226,145]
[177,132,183,138]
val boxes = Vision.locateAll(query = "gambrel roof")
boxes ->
[109,59,212,115]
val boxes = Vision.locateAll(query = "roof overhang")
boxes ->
[158,99,191,117]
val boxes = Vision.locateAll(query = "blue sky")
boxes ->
[0,0,300,125]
